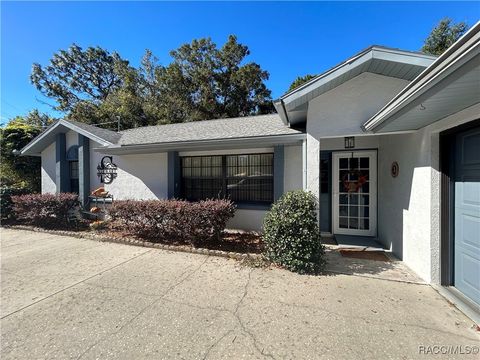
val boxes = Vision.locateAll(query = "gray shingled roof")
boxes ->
[67,119,122,144]
[117,114,302,146]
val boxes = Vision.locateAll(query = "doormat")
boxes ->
[339,250,391,262]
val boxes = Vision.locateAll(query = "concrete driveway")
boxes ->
[1,229,478,359]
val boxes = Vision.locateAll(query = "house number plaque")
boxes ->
[97,156,118,184]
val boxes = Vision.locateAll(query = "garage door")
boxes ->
[454,126,480,305]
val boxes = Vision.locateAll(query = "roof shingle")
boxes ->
[66,119,122,144]
[117,114,302,146]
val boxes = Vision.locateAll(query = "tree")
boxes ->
[287,74,316,92]
[22,109,56,128]
[422,18,468,56]
[0,117,42,192]
[30,37,274,129]
[30,44,130,121]
[156,35,273,123]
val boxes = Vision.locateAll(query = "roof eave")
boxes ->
[95,133,306,155]
[20,119,116,156]
[363,21,480,133]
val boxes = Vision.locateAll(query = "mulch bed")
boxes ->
[203,232,264,254]
[339,249,391,262]
[95,229,264,254]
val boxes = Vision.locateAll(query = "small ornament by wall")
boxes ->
[391,161,399,178]
[97,156,118,184]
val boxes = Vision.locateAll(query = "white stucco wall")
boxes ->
[319,136,379,151]
[41,142,56,194]
[377,103,480,283]
[104,153,168,200]
[228,209,267,231]
[307,73,410,138]
[378,130,433,281]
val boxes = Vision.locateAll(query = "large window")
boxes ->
[181,153,274,204]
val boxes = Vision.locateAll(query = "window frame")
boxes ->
[180,153,274,206]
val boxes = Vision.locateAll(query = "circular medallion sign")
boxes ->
[391,161,399,178]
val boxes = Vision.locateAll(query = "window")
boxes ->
[69,161,79,194]
[181,153,274,204]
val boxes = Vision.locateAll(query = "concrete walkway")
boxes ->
[1,228,478,359]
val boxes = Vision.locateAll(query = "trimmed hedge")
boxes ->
[263,190,326,274]
[11,193,80,229]
[108,199,236,246]
[0,186,30,220]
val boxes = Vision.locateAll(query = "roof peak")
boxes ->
[280,45,436,100]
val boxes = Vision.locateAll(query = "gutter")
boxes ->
[363,21,480,132]
[94,133,306,155]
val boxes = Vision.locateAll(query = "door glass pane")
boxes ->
[360,195,369,205]
[362,218,369,230]
[360,157,369,169]
[349,158,359,169]
[339,217,348,228]
[359,206,369,217]
[360,182,370,193]
[339,158,348,169]
[349,206,358,217]
[339,194,348,204]
[349,218,359,229]
[349,194,359,205]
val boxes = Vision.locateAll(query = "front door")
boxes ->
[333,151,377,236]
[454,127,480,305]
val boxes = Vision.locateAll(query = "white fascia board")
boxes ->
[281,51,373,108]
[20,121,63,156]
[20,120,113,156]
[61,121,114,147]
[364,22,480,132]
[372,48,435,67]
[94,134,306,155]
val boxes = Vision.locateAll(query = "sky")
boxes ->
[1,1,479,123]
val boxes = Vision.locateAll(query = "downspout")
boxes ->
[302,138,307,190]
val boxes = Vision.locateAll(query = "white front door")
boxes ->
[332,151,377,236]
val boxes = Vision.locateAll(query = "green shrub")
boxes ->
[263,190,326,274]
[0,186,30,220]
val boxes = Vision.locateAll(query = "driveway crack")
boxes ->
[231,269,276,360]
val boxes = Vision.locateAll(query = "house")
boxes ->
[20,22,480,308]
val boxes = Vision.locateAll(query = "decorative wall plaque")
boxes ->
[97,156,117,184]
